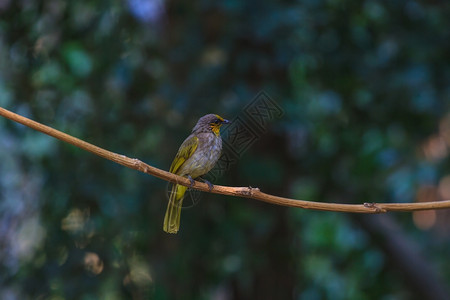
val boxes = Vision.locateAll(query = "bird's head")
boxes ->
[193,114,230,136]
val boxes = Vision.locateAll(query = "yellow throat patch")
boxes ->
[210,114,225,136]
[210,124,221,136]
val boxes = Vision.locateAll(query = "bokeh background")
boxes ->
[1,0,450,299]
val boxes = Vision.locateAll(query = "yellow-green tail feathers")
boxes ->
[163,184,187,234]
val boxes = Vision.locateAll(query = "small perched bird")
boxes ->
[163,114,230,234]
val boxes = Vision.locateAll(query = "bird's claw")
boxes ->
[198,177,214,191]
[205,180,214,192]
[187,175,195,188]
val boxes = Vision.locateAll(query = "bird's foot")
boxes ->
[187,175,195,188]
[199,177,214,192]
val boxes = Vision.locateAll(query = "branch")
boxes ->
[1,106,450,213]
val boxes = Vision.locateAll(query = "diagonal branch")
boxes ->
[1,106,450,213]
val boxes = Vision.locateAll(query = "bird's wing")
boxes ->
[169,135,199,174]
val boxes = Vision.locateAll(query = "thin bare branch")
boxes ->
[1,106,450,213]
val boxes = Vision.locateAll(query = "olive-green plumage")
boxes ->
[163,114,229,234]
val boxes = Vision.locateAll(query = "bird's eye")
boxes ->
[213,119,221,124]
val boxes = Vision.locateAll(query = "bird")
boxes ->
[163,114,230,234]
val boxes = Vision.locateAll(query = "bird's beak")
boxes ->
[222,119,231,124]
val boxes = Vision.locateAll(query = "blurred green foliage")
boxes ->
[1,0,450,299]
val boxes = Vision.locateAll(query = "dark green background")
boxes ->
[1,0,449,299]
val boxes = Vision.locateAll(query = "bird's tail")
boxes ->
[163,183,188,233]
